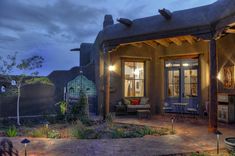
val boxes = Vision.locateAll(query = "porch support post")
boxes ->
[208,39,218,132]
[103,49,110,120]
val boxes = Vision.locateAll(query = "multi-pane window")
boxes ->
[124,62,144,97]
[167,70,179,97]
[165,59,198,98]
[184,69,198,97]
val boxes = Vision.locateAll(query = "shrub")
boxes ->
[106,113,115,124]
[71,90,88,122]
[70,120,86,139]
[5,126,17,137]
[71,127,85,139]
[112,128,125,138]
[59,101,67,115]
[30,126,49,138]
[25,77,53,85]
[47,130,60,139]
[191,153,208,156]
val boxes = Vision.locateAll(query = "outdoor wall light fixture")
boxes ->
[217,72,222,81]
[109,65,115,71]
[21,138,30,156]
[171,117,175,133]
[214,130,222,154]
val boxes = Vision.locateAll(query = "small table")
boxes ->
[173,103,188,119]
[137,110,151,119]
[115,105,127,115]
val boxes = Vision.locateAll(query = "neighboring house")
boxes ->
[78,0,235,131]
[48,43,97,114]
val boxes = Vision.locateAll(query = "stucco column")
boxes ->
[208,39,218,132]
[103,49,110,119]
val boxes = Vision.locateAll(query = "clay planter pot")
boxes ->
[224,137,235,152]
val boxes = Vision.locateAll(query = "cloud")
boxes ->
[0,0,108,75]
[0,0,217,76]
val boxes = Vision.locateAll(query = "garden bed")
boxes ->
[0,119,171,139]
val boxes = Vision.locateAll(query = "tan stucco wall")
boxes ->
[108,40,210,114]
[217,34,235,94]
[98,34,235,115]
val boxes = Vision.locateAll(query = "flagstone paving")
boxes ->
[1,115,234,156]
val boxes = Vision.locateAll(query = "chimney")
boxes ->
[103,15,114,28]
[159,8,172,20]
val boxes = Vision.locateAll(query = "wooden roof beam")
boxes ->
[169,37,182,46]
[155,39,169,47]
[226,28,235,34]
[143,41,158,49]
[184,36,195,45]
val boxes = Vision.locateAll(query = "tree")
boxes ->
[0,52,44,125]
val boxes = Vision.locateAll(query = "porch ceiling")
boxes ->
[110,35,198,52]
[225,22,235,34]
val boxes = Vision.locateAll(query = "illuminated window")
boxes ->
[124,62,144,97]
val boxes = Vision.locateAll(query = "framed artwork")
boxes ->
[223,65,234,89]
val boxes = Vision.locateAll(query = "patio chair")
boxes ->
[162,102,173,115]
[187,104,198,119]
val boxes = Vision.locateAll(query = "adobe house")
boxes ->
[79,0,235,132]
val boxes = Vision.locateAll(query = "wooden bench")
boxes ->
[137,110,151,119]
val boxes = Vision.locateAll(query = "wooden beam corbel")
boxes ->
[143,41,158,49]
[226,28,235,34]
[183,36,195,44]
[154,39,169,47]
[169,37,182,46]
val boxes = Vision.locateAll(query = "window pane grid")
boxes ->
[124,62,144,97]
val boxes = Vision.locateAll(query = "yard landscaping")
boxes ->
[0,117,171,140]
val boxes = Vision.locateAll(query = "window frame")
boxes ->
[122,60,146,98]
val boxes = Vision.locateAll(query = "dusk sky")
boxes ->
[0,0,216,76]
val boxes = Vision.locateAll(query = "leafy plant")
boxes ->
[106,113,115,124]
[6,126,17,137]
[191,152,208,156]
[59,101,68,116]
[70,90,90,125]
[47,130,60,139]
[30,126,49,138]
[0,53,44,125]
[112,128,125,138]
[71,128,85,139]
[25,77,53,86]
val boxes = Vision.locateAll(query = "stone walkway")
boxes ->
[0,116,234,156]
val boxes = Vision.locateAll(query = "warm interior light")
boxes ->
[183,63,189,67]
[217,72,221,81]
[134,68,140,76]
[109,65,115,71]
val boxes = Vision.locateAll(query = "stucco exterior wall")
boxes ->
[105,40,210,114]
[217,34,235,94]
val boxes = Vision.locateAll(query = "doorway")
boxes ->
[165,59,199,113]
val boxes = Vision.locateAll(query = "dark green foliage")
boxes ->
[70,90,89,124]
[25,77,54,85]
[111,125,167,139]
[47,130,60,139]
[59,101,68,116]
[6,126,17,137]
[191,153,208,156]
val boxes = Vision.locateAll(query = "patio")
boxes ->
[1,115,234,156]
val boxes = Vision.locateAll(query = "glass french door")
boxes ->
[165,59,199,113]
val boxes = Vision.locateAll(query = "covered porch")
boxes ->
[101,20,235,132]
